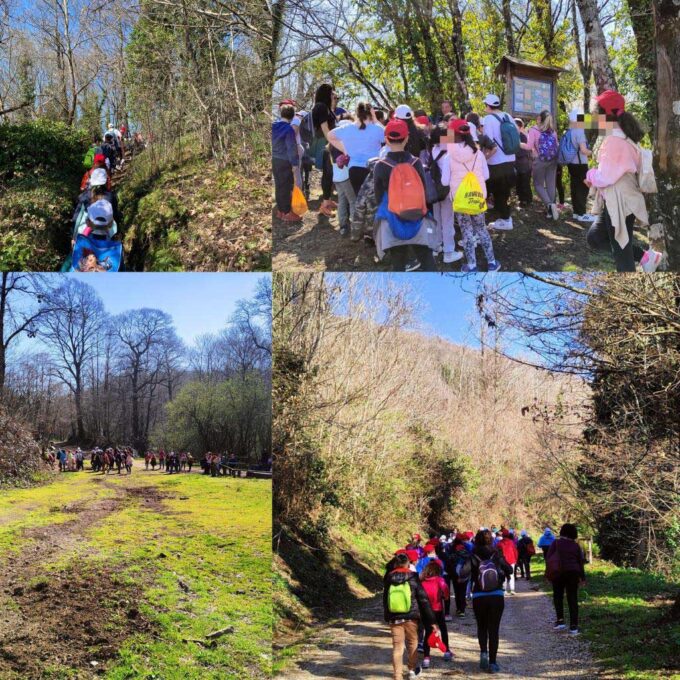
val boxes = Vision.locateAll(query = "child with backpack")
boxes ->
[520,110,559,220]
[271,104,302,223]
[420,561,453,667]
[459,529,512,674]
[373,119,436,272]
[384,552,438,680]
[447,118,500,272]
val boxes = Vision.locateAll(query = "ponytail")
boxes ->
[454,131,477,154]
[356,101,371,130]
[598,105,645,144]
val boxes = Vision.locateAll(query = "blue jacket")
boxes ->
[272,120,299,166]
[537,529,555,548]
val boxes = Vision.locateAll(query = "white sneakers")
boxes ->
[443,250,464,263]
[489,217,513,231]
[573,213,596,222]
[549,203,560,220]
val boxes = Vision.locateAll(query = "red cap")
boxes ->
[425,543,436,554]
[412,533,421,541]
[427,630,448,653]
[385,119,408,142]
[93,154,106,164]
[415,115,430,126]
[502,529,510,537]
[405,549,419,562]
[279,98,297,107]
[448,118,470,134]
[595,90,625,116]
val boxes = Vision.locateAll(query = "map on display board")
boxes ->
[512,77,553,114]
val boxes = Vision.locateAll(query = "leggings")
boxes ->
[453,579,468,614]
[387,245,436,272]
[423,610,449,655]
[553,571,580,629]
[349,166,370,197]
[321,149,333,200]
[532,159,557,206]
[473,595,504,664]
[458,213,495,269]
[567,163,589,215]
[586,205,642,272]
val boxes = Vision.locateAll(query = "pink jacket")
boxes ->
[586,133,641,188]
[421,576,450,612]
[447,143,489,199]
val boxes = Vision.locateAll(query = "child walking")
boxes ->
[272,104,302,222]
[420,561,454,668]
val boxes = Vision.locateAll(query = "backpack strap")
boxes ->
[489,113,507,155]
[434,150,447,162]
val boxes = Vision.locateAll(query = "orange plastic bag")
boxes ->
[291,185,308,216]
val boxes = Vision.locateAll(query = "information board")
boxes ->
[512,77,553,115]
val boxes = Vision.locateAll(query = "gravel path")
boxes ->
[281,577,599,679]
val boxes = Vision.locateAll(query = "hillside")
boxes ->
[0,405,44,487]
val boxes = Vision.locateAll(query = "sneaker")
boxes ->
[489,662,501,673]
[569,628,580,636]
[409,666,422,678]
[487,261,502,272]
[281,211,302,223]
[443,250,464,264]
[417,643,424,653]
[461,263,478,273]
[550,203,560,220]
[640,248,663,273]
[339,225,349,236]
[490,218,513,231]
[444,614,453,622]
[554,621,567,631]
[480,652,489,671]
[405,259,421,272]
[443,651,453,661]
[422,657,431,669]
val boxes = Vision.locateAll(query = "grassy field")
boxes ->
[0,470,272,679]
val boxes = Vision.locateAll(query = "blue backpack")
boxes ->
[557,129,578,165]
[376,193,423,240]
[491,113,521,155]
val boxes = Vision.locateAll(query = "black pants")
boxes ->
[488,162,515,219]
[556,165,565,204]
[553,571,580,629]
[388,245,436,272]
[349,166,370,196]
[567,164,589,215]
[516,170,532,204]
[423,609,449,655]
[586,205,642,272]
[443,575,453,615]
[517,556,532,579]
[473,595,504,664]
[321,149,333,200]
[272,158,293,213]
[453,579,468,614]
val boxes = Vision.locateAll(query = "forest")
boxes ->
[0,273,272,482]
[0,0,274,271]
[272,0,680,268]
[272,272,680,677]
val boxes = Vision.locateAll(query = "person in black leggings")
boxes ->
[311,84,338,216]
[586,205,642,272]
[459,529,512,674]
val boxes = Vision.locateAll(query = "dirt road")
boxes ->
[281,577,598,679]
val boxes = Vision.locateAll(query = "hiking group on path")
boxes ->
[66,123,145,273]
[384,524,587,678]
[272,86,661,273]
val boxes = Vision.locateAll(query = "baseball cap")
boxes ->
[89,168,108,187]
[483,93,501,107]
[448,118,471,134]
[405,549,419,562]
[385,119,408,142]
[87,199,113,226]
[93,153,106,165]
[595,90,625,116]
[415,115,430,126]
[394,104,413,120]
[279,98,297,107]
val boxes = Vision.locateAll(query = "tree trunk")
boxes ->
[653,0,680,269]
[575,0,617,93]
[502,0,516,55]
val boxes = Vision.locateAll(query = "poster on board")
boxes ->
[512,77,553,115]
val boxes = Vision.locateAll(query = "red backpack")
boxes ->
[382,158,427,221]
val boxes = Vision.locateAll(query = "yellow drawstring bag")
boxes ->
[291,185,308,216]
[452,155,487,215]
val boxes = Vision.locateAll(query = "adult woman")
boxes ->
[546,523,586,635]
[459,529,512,674]
[311,84,338,217]
[327,101,384,197]
[559,110,593,221]
[520,110,559,220]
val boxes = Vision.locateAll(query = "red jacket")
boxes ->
[499,538,518,565]
[421,576,450,612]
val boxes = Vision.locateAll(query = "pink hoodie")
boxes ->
[447,143,489,199]
[586,133,641,188]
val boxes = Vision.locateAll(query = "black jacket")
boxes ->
[383,568,435,625]
[517,536,534,558]
[458,546,512,595]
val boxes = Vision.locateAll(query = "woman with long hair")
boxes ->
[311,84,338,217]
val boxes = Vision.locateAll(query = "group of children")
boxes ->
[272,86,661,273]
[383,523,586,677]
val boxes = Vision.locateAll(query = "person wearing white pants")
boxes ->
[431,133,462,263]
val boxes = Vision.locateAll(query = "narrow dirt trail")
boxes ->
[282,578,598,679]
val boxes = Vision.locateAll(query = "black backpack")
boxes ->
[299,111,315,146]
[429,150,450,202]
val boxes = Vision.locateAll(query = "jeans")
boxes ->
[473,595,505,664]
[568,163,589,215]
[272,158,294,213]
[487,162,515,219]
[388,244,436,272]
[335,179,356,230]
[390,619,419,680]
[586,205,642,272]
[423,610,449,656]
[532,159,557,206]
[433,199,456,254]
[553,571,580,629]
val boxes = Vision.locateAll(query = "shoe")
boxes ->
[443,250,464,264]
[489,662,501,673]
[640,249,663,273]
[580,214,596,222]
[554,621,567,630]
[405,259,421,272]
[461,263,478,273]
[408,668,422,679]
[281,211,302,222]
[417,643,424,653]
[569,628,580,636]
[489,218,513,231]
[339,225,349,236]
[422,657,431,669]
[480,652,489,671]
[487,261,502,272]
[550,203,560,220]
[443,651,453,661]
[444,614,453,622]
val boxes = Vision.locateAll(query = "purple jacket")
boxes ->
[547,538,585,578]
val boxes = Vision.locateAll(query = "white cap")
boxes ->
[394,104,413,120]
[87,199,113,226]
[90,168,108,187]
[483,94,501,107]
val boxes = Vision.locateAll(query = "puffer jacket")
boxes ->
[448,142,489,199]
[350,158,379,241]
[383,567,436,625]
